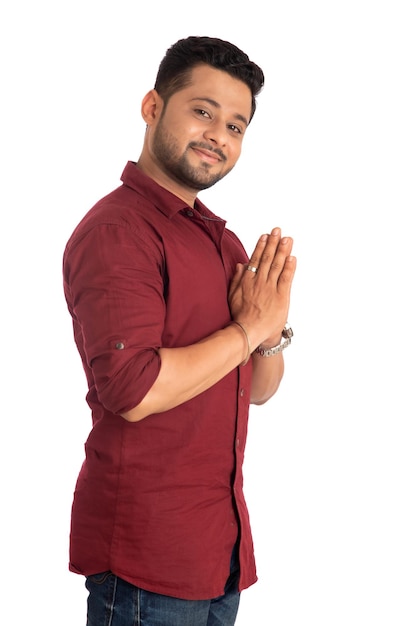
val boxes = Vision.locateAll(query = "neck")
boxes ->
[136,156,198,208]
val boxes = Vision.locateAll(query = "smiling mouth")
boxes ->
[192,148,221,165]
[190,143,226,164]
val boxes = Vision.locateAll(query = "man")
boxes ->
[63,36,296,626]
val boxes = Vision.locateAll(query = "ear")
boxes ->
[141,89,163,125]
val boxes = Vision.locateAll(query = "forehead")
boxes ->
[175,64,253,124]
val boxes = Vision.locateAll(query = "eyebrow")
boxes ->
[190,97,249,127]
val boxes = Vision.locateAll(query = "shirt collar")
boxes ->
[121,161,214,220]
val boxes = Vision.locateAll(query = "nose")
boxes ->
[203,119,227,147]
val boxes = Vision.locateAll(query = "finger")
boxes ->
[254,228,288,278]
[267,236,294,280]
[246,229,279,274]
[276,255,297,292]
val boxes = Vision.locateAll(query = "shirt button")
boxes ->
[240,388,245,397]
[186,209,194,217]
[115,342,125,350]
[236,438,240,447]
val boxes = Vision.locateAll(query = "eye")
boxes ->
[229,124,243,135]
[194,108,210,118]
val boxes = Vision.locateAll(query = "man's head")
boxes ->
[138,37,264,204]
[154,36,264,123]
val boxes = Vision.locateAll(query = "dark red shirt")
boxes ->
[63,162,257,600]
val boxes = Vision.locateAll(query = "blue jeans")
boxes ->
[85,550,240,625]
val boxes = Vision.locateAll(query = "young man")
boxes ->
[63,36,296,626]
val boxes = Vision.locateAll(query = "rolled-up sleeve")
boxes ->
[64,222,163,414]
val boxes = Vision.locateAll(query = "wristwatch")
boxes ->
[255,324,293,357]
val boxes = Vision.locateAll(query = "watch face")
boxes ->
[282,325,293,339]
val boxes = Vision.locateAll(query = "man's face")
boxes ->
[149,64,252,192]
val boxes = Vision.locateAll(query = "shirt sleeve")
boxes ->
[64,222,164,414]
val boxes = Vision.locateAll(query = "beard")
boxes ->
[151,117,233,191]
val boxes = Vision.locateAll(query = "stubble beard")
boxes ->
[152,118,233,191]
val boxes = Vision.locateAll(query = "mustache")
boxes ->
[189,142,227,162]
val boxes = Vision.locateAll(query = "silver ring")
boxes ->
[246,265,258,273]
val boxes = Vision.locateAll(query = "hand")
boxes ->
[228,227,296,348]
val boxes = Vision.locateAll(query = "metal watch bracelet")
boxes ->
[255,324,293,357]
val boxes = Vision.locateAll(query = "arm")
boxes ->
[250,351,284,405]
[121,323,248,421]
[122,228,296,421]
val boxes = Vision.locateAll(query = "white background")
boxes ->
[1,1,417,624]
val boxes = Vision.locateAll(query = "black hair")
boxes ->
[154,36,264,122]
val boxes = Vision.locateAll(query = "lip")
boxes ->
[191,147,222,164]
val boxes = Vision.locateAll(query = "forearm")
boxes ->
[120,323,248,422]
[250,351,284,405]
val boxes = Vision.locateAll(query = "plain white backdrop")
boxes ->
[1,1,417,624]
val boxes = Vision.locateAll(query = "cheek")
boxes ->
[228,142,243,165]
[185,121,208,139]
[168,119,202,148]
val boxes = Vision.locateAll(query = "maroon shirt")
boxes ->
[63,162,257,600]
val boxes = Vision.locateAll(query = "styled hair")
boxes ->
[154,36,265,122]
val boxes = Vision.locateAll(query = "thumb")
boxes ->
[229,262,245,295]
